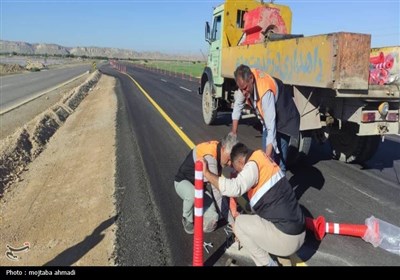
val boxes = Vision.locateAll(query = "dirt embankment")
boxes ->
[0,72,117,265]
[0,63,26,75]
[0,72,100,194]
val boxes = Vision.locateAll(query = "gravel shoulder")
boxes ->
[0,75,117,266]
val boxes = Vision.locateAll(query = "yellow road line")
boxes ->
[123,72,195,149]
[123,71,308,267]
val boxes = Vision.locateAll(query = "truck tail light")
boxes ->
[362,112,375,123]
[387,112,399,122]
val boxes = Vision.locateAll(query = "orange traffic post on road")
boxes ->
[193,160,204,266]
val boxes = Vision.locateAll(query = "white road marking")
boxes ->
[351,185,379,201]
[325,208,334,214]
[179,86,192,92]
[161,79,167,82]
[330,174,379,201]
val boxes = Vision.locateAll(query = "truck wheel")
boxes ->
[286,131,313,167]
[202,81,217,125]
[330,131,380,163]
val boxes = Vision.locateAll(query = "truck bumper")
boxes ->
[358,120,400,136]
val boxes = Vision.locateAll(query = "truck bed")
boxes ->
[221,32,399,93]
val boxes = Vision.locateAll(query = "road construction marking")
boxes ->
[179,86,192,92]
[161,79,167,83]
[0,71,89,116]
[325,208,334,213]
[331,173,382,200]
[352,185,379,201]
[123,72,195,149]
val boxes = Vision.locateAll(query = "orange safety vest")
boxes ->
[246,150,284,208]
[195,141,218,160]
[245,68,277,125]
[175,141,221,184]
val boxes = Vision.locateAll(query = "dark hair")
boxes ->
[230,142,249,162]
[234,64,252,82]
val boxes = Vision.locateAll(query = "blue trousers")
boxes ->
[262,130,290,173]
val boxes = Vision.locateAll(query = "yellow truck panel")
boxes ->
[221,32,371,90]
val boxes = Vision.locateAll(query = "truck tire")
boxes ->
[202,81,217,125]
[286,131,313,167]
[330,131,380,163]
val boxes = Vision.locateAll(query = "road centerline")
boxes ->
[123,72,195,149]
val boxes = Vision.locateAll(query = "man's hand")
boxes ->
[200,158,208,176]
[265,143,273,158]
[201,157,220,190]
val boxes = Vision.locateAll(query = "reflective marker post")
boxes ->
[193,160,204,266]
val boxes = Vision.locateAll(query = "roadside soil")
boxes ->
[0,75,117,266]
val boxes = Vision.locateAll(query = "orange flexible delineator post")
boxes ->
[305,216,326,240]
[327,223,367,237]
[193,161,204,266]
[306,216,368,241]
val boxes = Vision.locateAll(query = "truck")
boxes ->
[199,0,400,164]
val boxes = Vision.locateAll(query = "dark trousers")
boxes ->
[262,130,290,173]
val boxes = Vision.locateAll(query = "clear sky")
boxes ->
[1,0,399,56]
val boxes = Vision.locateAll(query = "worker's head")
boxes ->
[230,143,249,172]
[234,64,254,97]
[220,133,238,167]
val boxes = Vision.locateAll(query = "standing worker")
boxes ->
[174,133,237,234]
[201,142,305,266]
[231,64,300,173]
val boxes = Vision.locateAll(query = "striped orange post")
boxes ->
[326,221,367,237]
[306,216,369,240]
[193,160,204,266]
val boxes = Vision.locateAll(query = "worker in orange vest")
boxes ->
[202,142,305,266]
[231,64,300,174]
[174,133,237,234]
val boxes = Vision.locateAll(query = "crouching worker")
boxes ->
[174,133,237,234]
[201,143,305,266]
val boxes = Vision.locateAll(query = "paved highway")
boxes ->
[0,64,90,112]
[101,63,400,266]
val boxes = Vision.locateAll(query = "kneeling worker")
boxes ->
[201,142,305,266]
[174,133,237,234]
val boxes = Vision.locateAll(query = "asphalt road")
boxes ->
[101,63,400,266]
[0,64,90,112]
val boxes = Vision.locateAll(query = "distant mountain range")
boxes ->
[0,40,203,61]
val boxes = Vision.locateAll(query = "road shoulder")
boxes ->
[0,75,117,266]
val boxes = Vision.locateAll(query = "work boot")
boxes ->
[182,217,194,234]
